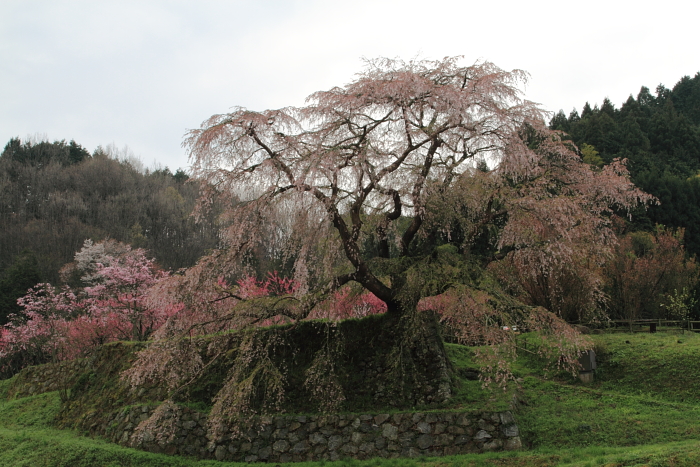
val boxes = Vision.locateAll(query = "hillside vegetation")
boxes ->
[0,140,221,324]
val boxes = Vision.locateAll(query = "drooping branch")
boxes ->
[248,127,295,185]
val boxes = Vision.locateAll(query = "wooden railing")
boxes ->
[609,319,700,333]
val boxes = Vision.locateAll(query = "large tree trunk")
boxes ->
[377,307,453,406]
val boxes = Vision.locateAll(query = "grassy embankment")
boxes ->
[1,331,700,466]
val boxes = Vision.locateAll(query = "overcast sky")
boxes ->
[2,0,698,171]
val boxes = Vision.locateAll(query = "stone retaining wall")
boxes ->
[7,359,88,398]
[105,402,521,463]
[6,349,522,463]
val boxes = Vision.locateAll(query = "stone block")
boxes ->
[435,433,454,446]
[579,371,594,384]
[374,414,390,425]
[416,434,433,450]
[291,441,309,454]
[456,414,471,426]
[478,419,495,431]
[260,415,273,425]
[359,422,373,433]
[273,428,288,439]
[504,437,522,451]
[502,424,519,437]
[214,445,227,461]
[273,440,290,452]
[425,413,438,423]
[342,444,358,454]
[375,437,386,449]
[382,424,398,440]
[328,435,343,451]
[444,445,461,456]
[182,420,197,430]
[289,421,301,431]
[416,421,431,434]
[309,432,326,445]
[359,442,374,453]
[499,411,515,425]
[483,439,503,451]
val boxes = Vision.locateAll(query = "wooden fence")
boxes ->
[608,319,700,333]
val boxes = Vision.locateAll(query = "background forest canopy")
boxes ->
[0,58,698,404]
[549,71,700,256]
[0,137,220,324]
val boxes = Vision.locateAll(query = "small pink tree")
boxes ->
[0,283,93,375]
[83,248,176,341]
[0,240,177,376]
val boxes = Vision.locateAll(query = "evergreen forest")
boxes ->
[549,72,700,255]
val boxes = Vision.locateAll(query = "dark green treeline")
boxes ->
[550,72,700,255]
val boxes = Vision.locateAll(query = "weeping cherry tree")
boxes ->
[125,57,650,429]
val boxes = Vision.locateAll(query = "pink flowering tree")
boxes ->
[124,57,651,419]
[0,283,85,375]
[0,240,177,376]
[83,247,177,341]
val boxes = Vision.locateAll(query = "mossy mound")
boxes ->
[159,311,453,415]
[1,312,451,435]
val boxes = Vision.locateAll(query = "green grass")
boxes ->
[517,377,700,449]
[1,332,700,466]
[514,332,700,450]
[592,332,700,402]
[444,343,516,412]
[1,425,699,467]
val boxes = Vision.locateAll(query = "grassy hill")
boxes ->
[1,331,700,466]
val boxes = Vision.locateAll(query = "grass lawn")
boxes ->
[1,331,699,466]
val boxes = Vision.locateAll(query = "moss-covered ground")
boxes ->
[2,331,700,466]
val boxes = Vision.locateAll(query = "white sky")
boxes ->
[1,0,698,171]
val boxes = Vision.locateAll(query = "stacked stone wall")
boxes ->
[5,342,522,463]
[105,403,521,463]
[6,359,88,398]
